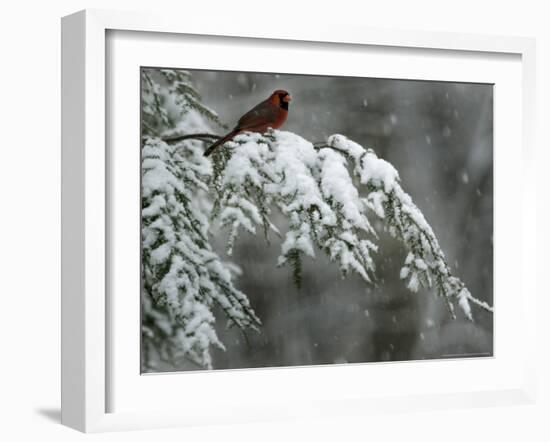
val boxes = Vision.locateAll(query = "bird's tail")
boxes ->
[203,129,240,157]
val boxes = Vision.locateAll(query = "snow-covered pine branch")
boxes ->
[211,130,493,320]
[141,137,260,369]
[141,69,260,370]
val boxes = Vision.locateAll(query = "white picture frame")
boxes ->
[61,9,537,433]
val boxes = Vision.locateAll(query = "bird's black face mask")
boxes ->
[279,93,290,110]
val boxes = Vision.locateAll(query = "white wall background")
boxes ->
[0,1,547,440]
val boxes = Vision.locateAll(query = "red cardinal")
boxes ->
[204,89,292,157]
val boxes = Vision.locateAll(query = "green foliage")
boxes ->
[141,68,225,138]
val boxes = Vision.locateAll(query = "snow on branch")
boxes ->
[141,137,261,369]
[211,130,493,319]
[140,69,260,370]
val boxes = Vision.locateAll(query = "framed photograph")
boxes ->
[61,9,537,432]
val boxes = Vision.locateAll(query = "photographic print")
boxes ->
[140,68,494,373]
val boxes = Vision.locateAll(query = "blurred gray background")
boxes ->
[179,70,493,370]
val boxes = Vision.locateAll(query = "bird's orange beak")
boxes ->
[283,94,292,103]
